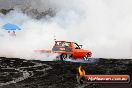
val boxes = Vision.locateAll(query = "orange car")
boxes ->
[35,41,92,61]
[52,41,92,61]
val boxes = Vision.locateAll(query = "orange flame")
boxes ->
[78,66,86,76]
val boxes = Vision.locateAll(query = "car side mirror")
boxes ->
[79,45,83,48]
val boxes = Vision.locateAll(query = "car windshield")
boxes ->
[55,42,71,47]
[73,43,80,49]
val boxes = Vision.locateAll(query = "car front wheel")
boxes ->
[83,53,91,60]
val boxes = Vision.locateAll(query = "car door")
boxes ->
[72,43,86,58]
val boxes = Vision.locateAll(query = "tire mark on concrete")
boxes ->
[0,61,52,87]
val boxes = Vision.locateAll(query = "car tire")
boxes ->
[60,54,67,61]
[83,53,90,60]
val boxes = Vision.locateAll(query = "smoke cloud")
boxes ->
[0,0,132,59]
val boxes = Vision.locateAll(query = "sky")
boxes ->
[0,0,132,59]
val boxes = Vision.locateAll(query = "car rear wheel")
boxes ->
[60,54,67,61]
